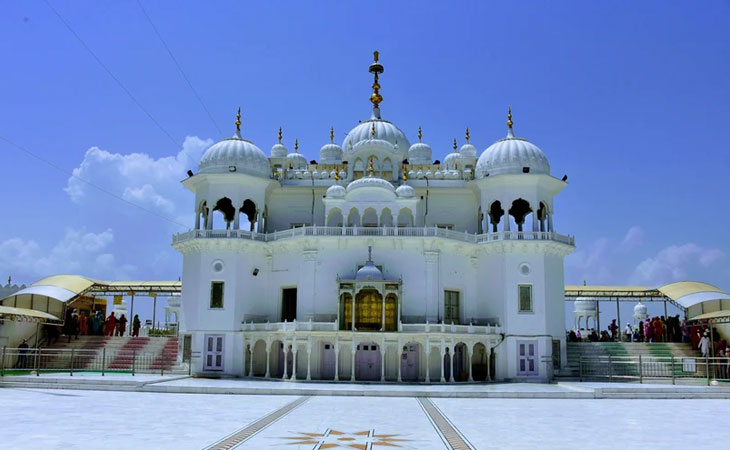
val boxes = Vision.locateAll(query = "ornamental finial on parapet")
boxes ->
[369,50,384,116]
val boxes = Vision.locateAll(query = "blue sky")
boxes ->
[1,1,729,323]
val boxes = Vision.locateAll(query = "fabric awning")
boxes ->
[688,309,730,323]
[0,305,62,323]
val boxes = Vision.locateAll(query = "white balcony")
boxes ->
[173,226,574,246]
[240,320,503,335]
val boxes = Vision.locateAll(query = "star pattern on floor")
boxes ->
[279,428,410,449]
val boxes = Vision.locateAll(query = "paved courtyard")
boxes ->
[2,387,730,449]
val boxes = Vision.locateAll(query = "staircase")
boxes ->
[558,342,703,379]
[38,335,184,373]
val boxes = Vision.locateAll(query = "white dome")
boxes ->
[443,151,461,169]
[476,129,550,178]
[326,184,346,198]
[574,297,598,312]
[408,142,432,165]
[356,260,384,281]
[287,151,308,169]
[320,142,343,162]
[270,143,288,158]
[198,135,271,178]
[343,119,410,159]
[346,175,395,194]
[395,184,414,198]
[460,142,477,158]
[634,303,648,315]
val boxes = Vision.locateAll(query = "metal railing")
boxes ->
[240,320,503,335]
[578,355,730,385]
[0,347,185,377]
[173,226,575,246]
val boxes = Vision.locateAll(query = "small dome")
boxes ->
[287,140,308,168]
[396,184,414,198]
[320,142,343,162]
[346,175,395,194]
[271,143,288,158]
[343,119,410,159]
[198,135,271,178]
[408,142,432,165]
[476,128,549,178]
[460,142,477,158]
[326,184,346,198]
[444,152,461,169]
[356,260,384,281]
[634,302,648,315]
[574,297,598,312]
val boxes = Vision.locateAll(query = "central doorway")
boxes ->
[401,343,419,381]
[281,288,297,322]
[355,342,381,381]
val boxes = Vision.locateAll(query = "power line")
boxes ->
[136,0,222,136]
[0,135,189,230]
[43,0,199,169]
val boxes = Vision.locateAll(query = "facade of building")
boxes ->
[172,52,575,382]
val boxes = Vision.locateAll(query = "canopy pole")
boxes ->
[616,297,620,339]
[152,295,157,333]
[129,293,135,336]
[34,322,40,348]
[596,300,601,335]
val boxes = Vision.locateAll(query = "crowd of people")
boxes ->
[44,308,142,344]
[567,315,689,343]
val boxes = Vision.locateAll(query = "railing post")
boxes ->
[161,352,165,376]
[608,355,612,382]
[706,355,711,386]
[639,354,643,384]
[132,349,136,376]
[102,348,106,376]
[70,348,74,376]
[1,346,5,377]
[35,348,40,376]
[671,356,675,385]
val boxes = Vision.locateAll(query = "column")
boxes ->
[467,345,473,382]
[547,214,554,232]
[504,213,511,232]
[425,345,431,383]
[486,344,491,381]
[291,346,298,381]
[351,291,356,331]
[350,342,356,381]
[233,210,240,230]
[306,339,312,381]
[195,211,200,230]
[282,345,289,380]
[334,342,340,381]
[397,344,402,383]
[424,251,440,323]
[532,211,539,232]
[439,343,446,383]
[380,347,386,382]
[248,344,254,377]
[381,289,386,331]
[265,344,271,378]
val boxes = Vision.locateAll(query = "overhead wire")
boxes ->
[135,0,222,136]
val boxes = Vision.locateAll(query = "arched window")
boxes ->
[347,208,361,227]
[240,199,257,232]
[509,198,532,232]
[327,208,343,227]
[213,197,235,230]
[488,201,504,232]
[397,208,414,227]
[380,208,393,227]
[362,208,378,227]
[384,294,398,331]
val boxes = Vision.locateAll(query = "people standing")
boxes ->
[132,314,141,337]
[78,311,87,335]
[105,312,116,336]
[15,339,29,368]
[699,332,710,357]
[118,314,128,336]
[624,323,633,342]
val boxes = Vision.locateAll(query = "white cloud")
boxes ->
[630,243,725,285]
[620,225,644,251]
[565,236,615,284]
[0,228,136,281]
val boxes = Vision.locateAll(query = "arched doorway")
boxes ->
[213,197,235,229]
[252,340,266,376]
[472,343,488,381]
[384,294,397,331]
[362,208,378,227]
[347,208,361,227]
[355,342,381,381]
[401,342,420,381]
[339,292,353,330]
[355,289,382,331]
[453,343,468,381]
[443,348,452,381]
[397,208,414,227]
[320,341,336,380]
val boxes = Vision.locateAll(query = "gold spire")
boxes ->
[294,139,299,152]
[334,169,340,181]
[330,126,335,142]
[402,170,408,181]
[235,107,242,132]
[453,139,458,150]
[277,127,282,143]
[465,127,470,142]
[507,106,513,130]
[368,156,375,175]
[370,122,376,137]
[369,50,384,111]
[418,126,422,142]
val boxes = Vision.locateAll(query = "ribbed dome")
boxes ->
[443,151,461,169]
[408,142,432,165]
[326,184,346,198]
[574,297,598,312]
[395,184,414,198]
[320,143,343,162]
[271,143,288,158]
[198,135,271,177]
[634,303,648,315]
[343,119,410,159]
[356,260,384,281]
[287,151,308,169]
[346,175,395,194]
[476,129,550,178]
[460,142,477,158]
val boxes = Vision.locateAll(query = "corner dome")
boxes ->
[271,143,288,158]
[475,128,549,178]
[326,184,346,198]
[320,143,343,163]
[356,260,384,281]
[343,119,410,159]
[395,184,414,198]
[460,142,477,158]
[198,135,271,178]
[408,142,432,165]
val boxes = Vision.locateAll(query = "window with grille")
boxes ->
[518,284,532,313]
[444,290,460,324]
[210,281,224,309]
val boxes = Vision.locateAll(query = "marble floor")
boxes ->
[1,388,729,449]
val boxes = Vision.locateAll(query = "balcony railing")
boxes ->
[174,226,574,246]
[241,320,502,335]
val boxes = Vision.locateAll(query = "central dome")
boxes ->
[343,119,410,159]
[346,175,396,194]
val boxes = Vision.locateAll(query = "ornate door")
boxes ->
[356,343,381,381]
[401,344,419,381]
[320,342,335,380]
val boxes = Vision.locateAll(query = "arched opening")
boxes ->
[355,342,381,381]
[320,341,336,380]
[347,208,361,227]
[488,201,504,233]
[381,158,393,180]
[400,342,420,381]
[471,343,488,381]
[453,343,468,381]
[537,201,548,232]
[397,208,414,227]
[509,198,532,232]
[380,208,393,227]
[477,206,483,234]
[240,199,257,232]
[353,158,365,179]
[327,208,343,227]
[384,293,397,331]
[252,339,266,376]
[197,200,209,230]
[213,197,235,230]
[355,289,382,331]
[443,347,452,381]
[273,341,293,378]
[362,208,378,227]
[340,292,353,330]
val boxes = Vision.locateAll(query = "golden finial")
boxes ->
[371,122,376,137]
[294,139,299,152]
[277,127,282,143]
[368,156,375,175]
[369,50,384,112]
[507,106,513,129]
[418,126,422,142]
[330,126,335,142]
[465,127,470,142]
[235,107,242,132]
[334,170,340,181]
[453,139,458,150]
[402,170,408,181]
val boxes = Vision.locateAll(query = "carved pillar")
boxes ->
[291,345,298,381]
[248,343,254,377]
[467,344,473,382]
[334,341,340,381]
[265,343,271,378]
[350,341,356,381]
[282,344,289,380]
[425,341,431,383]
[439,344,446,383]
[306,338,312,381]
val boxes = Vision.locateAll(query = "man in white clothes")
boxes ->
[699,331,710,357]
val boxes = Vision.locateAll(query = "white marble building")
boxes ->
[172,52,575,382]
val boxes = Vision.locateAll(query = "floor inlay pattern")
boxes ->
[204,396,309,450]
[417,397,474,450]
